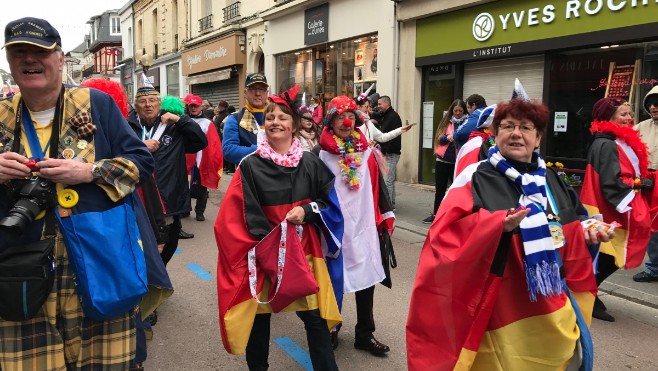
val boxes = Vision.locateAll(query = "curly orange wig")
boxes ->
[80,78,129,119]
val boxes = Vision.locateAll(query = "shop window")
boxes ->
[166,63,180,97]
[275,34,378,111]
[546,47,640,168]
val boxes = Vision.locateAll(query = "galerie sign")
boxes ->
[304,3,329,45]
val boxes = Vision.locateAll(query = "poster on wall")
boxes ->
[554,111,568,133]
[354,49,364,66]
[354,67,363,83]
[363,45,378,81]
[354,83,363,98]
[422,102,435,149]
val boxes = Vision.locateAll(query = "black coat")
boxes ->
[378,107,402,155]
[128,110,207,216]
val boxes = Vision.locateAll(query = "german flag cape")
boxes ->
[214,153,342,355]
[186,118,223,189]
[407,162,596,370]
[580,121,651,269]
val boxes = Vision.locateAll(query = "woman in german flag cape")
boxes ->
[407,99,611,371]
[214,85,342,370]
[580,97,655,322]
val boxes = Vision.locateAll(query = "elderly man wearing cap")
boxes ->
[127,86,207,265]
[0,17,153,370]
[222,73,268,164]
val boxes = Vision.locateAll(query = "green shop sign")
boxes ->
[416,0,658,65]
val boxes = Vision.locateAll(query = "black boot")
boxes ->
[592,296,614,322]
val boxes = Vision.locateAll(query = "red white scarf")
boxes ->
[256,137,303,168]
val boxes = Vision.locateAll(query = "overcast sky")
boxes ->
[0,0,129,73]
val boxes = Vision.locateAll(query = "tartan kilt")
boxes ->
[0,235,136,370]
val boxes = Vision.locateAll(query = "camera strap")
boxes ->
[13,86,65,160]
[12,87,64,239]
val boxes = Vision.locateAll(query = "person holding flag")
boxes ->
[580,97,655,322]
[318,95,395,356]
[183,94,223,222]
[214,85,343,371]
[407,97,612,370]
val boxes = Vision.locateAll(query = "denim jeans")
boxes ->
[644,232,658,276]
[384,153,400,207]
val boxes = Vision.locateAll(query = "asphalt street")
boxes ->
[144,176,658,370]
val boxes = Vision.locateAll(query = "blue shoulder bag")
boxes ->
[56,194,148,321]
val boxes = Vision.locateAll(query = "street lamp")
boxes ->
[139,52,153,73]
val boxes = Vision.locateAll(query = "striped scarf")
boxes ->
[488,145,562,302]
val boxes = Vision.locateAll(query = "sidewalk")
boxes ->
[393,181,658,310]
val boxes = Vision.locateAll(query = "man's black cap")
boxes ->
[245,73,268,87]
[3,17,61,49]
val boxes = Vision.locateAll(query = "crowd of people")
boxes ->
[1,16,657,371]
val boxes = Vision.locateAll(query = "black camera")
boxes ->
[0,176,56,237]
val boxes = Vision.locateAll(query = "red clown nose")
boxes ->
[342,118,353,127]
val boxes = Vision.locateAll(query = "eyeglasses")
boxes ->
[247,86,268,92]
[498,123,537,134]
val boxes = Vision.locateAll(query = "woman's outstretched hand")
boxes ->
[503,206,531,232]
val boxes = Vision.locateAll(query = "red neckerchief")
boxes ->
[590,120,651,177]
[319,126,369,154]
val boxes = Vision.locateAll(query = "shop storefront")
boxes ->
[412,0,658,184]
[263,0,395,111]
[181,33,246,108]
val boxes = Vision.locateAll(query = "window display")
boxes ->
[275,34,378,112]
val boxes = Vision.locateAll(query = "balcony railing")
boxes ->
[223,2,241,23]
[199,14,213,33]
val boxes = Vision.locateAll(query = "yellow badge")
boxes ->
[58,188,79,208]
[77,140,88,150]
[62,148,75,159]
[548,222,566,249]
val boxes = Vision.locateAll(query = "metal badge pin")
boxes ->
[62,148,75,159]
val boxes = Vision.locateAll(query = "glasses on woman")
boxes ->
[498,122,536,134]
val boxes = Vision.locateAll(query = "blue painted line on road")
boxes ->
[273,337,312,371]
[174,248,181,255]
[186,263,212,281]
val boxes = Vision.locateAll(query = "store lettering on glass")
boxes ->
[186,47,228,69]
[591,77,658,92]
[473,45,512,58]
[307,19,325,36]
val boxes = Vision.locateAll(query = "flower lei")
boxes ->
[334,131,364,190]
[483,128,495,146]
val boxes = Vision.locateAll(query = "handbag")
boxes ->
[0,212,56,321]
[379,229,397,289]
[56,196,148,321]
[189,166,206,199]
[248,220,319,313]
